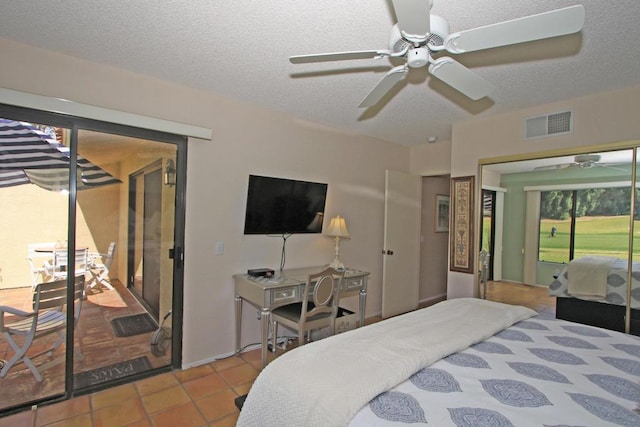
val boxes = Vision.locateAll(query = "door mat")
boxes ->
[111,313,158,337]
[73,356,152,389]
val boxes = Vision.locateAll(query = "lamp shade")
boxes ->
[326,215,350,238]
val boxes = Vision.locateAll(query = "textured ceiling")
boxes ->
[1,1,639,147]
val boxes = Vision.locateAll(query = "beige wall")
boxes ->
[448,85,640,297]
[0,38,411,366]
[0,185,69,287]
[410,139,452,176]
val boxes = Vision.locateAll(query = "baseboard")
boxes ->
[181,343,262,370]
[419,293,447,306]
[495,279,548,288]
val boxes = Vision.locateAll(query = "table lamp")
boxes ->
[326,215,350,270]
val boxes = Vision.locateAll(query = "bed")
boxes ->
[237,298,640,426]
[548,257,640,335]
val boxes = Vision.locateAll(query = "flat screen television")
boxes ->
[243,175,328,235]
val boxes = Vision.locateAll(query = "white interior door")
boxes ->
[382,170,421,318]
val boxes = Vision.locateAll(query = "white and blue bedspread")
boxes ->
[549,258,640,308]
[350,314,640,427]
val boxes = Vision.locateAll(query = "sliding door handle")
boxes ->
[169,246,183,268]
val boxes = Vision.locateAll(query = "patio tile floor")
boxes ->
[0,280,170,411]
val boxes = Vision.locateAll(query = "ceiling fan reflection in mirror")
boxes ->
[290,0,585,108]
[534,154,624,171]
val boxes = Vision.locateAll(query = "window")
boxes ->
[538,187,636,263]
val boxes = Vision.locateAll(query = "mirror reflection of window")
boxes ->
[538,187,633,263]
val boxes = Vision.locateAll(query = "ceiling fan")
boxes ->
[289,0,585,108]
[534,154,621,171]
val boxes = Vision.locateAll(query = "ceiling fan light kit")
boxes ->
[289,1,586,109]
[407,48,430,68]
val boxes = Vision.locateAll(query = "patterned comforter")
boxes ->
[350,314,640,426]
[548,258,640,308]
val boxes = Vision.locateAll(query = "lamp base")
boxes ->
[329,259,345,270]
[329,235,345,270]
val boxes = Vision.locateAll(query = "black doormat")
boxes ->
[73,356,152,389]
[111,313,158,337]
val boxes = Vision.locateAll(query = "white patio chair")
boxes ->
[0,275,85,381]
[45,248,89,282]
[88,242,115,290]
[26,242,56,289]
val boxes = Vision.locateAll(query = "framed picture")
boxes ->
[435,195,450,233]
[449,176,475,273]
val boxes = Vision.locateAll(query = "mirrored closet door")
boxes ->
[480,145,640,335]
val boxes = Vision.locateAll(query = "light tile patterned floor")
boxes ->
[0,281,555,426]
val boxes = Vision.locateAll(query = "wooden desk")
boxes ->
[233,266,369,367]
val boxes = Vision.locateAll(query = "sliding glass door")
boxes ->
[73,129,179,392]
[0,105,185,413]
[0,118,71,408]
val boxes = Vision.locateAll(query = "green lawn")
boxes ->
[539,216,640,262]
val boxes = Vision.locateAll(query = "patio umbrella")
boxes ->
[0,118,121,191]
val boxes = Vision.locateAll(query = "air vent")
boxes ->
[524,110,573,140]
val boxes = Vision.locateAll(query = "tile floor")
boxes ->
[0,281,555,426]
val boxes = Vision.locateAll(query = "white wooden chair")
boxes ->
[271,267,344,350]
[0,275,85,381]
[88,242,116,290]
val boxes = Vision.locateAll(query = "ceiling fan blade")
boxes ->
[534,163,572,171]
[359,65,408,108]
[391,0,432,41]
[290,50,392,63]
[428,57,493,100]
[443,5,586,54]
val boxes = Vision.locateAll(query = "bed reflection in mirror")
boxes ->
[480,146,640,335]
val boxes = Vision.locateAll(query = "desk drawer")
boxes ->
[270,287,298,305]
[344,277,364,290]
